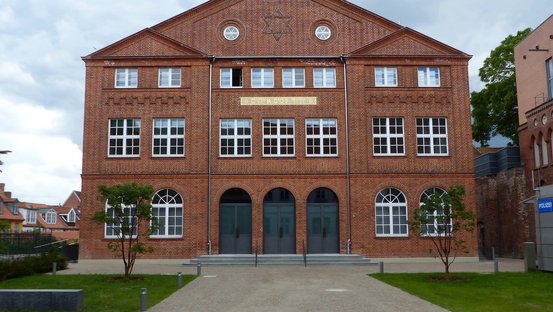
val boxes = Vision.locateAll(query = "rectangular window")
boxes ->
[158,68,181,88]
[417,66,440,87]
[263,119,295,156]
[220,68,243,88]
[26,210,37,224]
[313,68,336,88]
[220,119,252,157]
[375,67,398,87]
[153,118,185,157]
[108,119,141,157]
[416,118,448,155]
[306,118,338,156]
[105,205,137,238]
[115,68,138,88]
[373,118,405,156]
[45,211,56,225]
[251,68,274,88]
[376,205,408,236]
[547,58,553,100]
[282,68,305,88]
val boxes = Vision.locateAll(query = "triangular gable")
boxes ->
[83,28,206,59]
[350,27,470,57]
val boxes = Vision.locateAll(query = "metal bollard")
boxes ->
[491,247,496,260]
[177,272,182,288]
[197,263,202,276]
[52,262,57,275]
[379,261,384,274]
[140,288,147,312]
[494,260,499,273]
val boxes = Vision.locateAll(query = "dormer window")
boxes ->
[68,210,76,223]
[45,211,56,224]
[26,210,37,224]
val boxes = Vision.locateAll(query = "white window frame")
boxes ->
[313,68,336,88]
[45,211,56,225]
[282,68,305,88]
[375,67,398,87]
[416,118,449,156]
[251,68,274,88]
[108,119,141,157]
[372,117,405,156]
[375,188,408,237]
[547,58,553,100]
[115,68,138,88]
[67,210,76,223]
[263,119,295,157]
[152,118,185,157]
[542,136,549,166]
[315,25,332,41]
[305,118,338,157]
[223,25,240,41]
[151,189,183,238]
[534,137,541,169]
[26,210,37,224]
[220,68,243,88]
[158,68,181,88]
[220,119,252,157]
[419,188,452,236]
[104,203,137,239]
[417,66,440,87]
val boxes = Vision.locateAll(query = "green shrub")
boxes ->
[0,249,67,281]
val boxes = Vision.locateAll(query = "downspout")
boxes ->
[208,56,215,255]
[340,55,352,254]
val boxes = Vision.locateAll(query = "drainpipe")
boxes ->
[208,56,215,255]
[340,55,352,255]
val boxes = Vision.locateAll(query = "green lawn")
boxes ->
[371,272,553,312]
[0,274,195,312]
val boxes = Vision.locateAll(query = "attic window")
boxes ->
[45,211,56,224]
[223,26,240,41]
[68,210,76,223]
[315,25,331,41]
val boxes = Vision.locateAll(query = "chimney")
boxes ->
[0,183,4,193]
[5,192,11,199]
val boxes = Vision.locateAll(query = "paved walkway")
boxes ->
[60,258,524,312]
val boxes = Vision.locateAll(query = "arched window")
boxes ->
[419,188,450,236]
[533,136,541,168]
[542,135,549,166]
[151,189,183,237]
[375,188,408,236]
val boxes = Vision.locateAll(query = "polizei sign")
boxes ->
[538,198,553,213]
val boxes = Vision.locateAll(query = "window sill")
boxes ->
[149,236,183,240]
[375,235,409,238]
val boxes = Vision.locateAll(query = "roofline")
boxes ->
[514,14,552,49]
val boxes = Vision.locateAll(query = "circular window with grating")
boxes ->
[315,25,332,41]
[223,25,240,41]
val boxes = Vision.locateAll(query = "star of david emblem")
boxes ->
[262,8,293,41]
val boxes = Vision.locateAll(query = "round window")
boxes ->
[543,114,548,125]
[223,26,240,41]
[315,25,332,41]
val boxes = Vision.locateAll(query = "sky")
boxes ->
[0,0,551,204]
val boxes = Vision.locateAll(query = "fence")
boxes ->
[0,233,57,256]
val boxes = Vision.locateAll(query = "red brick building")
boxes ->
[80,0,476,259]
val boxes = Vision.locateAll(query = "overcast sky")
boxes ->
[0,0,551,204]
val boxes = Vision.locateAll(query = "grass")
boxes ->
[371,272,553,312]
[0,274,195,312]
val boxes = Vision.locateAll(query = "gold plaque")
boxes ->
[240,97,317,106]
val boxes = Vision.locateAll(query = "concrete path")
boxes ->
[59,258,524,312]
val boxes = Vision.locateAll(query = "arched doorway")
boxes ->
[307,188,339,254]
[263,188,296,254]
[219,188,252,254]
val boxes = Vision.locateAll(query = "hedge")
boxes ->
[0,249,67,281]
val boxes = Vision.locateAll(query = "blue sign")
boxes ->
[538,198,553,213]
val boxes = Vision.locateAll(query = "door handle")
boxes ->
[279,227,283,238]
[236,227,240,238]
[323,227,327,238]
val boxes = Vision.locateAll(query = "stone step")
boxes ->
[185,254,375,266]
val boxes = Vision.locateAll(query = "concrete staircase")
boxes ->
[185,254,374,266]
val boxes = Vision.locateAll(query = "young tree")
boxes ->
[411,186,475,279]
[92,183,155,279]
[471,28,532,146]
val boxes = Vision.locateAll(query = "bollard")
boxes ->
[197,263,202,276]
[379,261,384,274]
[494,259,499,273]
[140,288,147,312]
[177,272,182,288]
[52,262,57,275]
[491,247,496,260]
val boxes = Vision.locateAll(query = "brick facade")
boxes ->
[80,0,476,259]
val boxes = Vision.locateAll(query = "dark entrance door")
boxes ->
[264,188,295,254]
[307,188,339,254]
[219,189,252,254]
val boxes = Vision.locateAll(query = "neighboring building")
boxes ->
[80,0,476,259]
[515,15,553,271]
[0,183,24,233]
